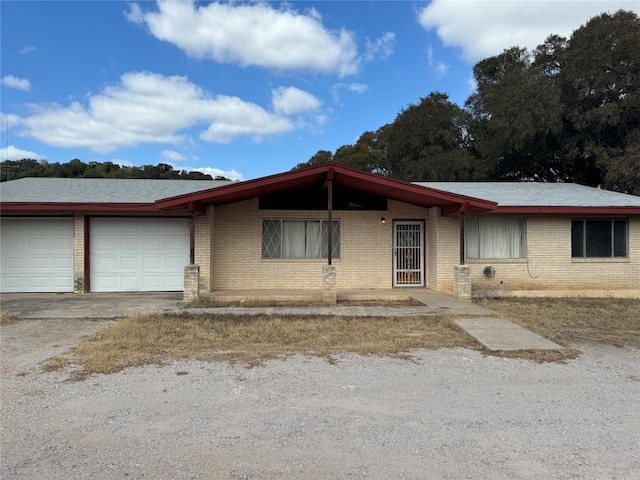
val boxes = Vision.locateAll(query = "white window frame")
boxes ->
[465,218,527,259]
[262,219,340,259]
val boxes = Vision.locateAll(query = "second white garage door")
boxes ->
[90,217,190,292]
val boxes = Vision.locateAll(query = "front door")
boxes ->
[393,221,424,287]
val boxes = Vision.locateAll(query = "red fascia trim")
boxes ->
[0,202,160,212]
[495,206,640,215]
[156,167,327,209]
[155,162,498,211]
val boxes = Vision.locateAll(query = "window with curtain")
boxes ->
[465,218,526,259]
[262,219,340,259]
[571,219,627,258]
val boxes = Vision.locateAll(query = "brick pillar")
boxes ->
[453,265,471,301]
[322,265,337,305]
[183,264,200,303]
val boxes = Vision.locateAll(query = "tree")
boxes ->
[387,92,484,181]
[466,46,565,181]
[0,159,215,181]
[465,10,640,191]
[293,126,392,175]
[560,10,640,192]
[292,150,333,170]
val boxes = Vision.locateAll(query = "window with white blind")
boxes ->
[465,218,526,259]
[262,219,340,259]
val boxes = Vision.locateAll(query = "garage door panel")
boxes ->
[27,257,48,269]
[3,277,23,289]
[142,276,162,289]
[1,218,74,293]
[120,238,139,250]
[52,257,73,269]
[164,238,187,250]
[90,218,189,292]
[3,238,23,251]
[116,257,138,270]
[28,238,49,250]
[120,274,138,290]
[52,276,73,288]
[4,257,23,269]
[165,256,186,268]
[164,275,184,290]
[142,238,162,250]
[142,222,164,234]
[142,257,162,269]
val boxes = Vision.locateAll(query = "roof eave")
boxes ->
[495,206,640,214]
[0,202,161,212]
[155,163,498,211]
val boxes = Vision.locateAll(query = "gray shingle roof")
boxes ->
[0,177,233,203]
[1,177,638,208]
[415,182,640,207]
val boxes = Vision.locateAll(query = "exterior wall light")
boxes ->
[381,217,386,225]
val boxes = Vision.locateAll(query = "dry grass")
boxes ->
[40,355,71,372]
[42,298,640,379]
[477,297,640,348]
[53,313,477,378]
[0,312,20,325]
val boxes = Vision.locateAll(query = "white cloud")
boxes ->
[198,95,293,143]
[365,32,395,61]
[2,75,31,91]
[185,166,244,181]
[331,82,369,102]
[0,144,44,161]
[1,113,21,129]
[418,0,640,62]
[161,149,187,162]
[19,46,36,55]
[426,44,449,78]
[124,3,144,24]
[16,71,298,153]
[109,159,135,168]
[134,0,359,77]
[272,87,321,116]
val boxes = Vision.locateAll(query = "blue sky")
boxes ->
[2,1,638,181]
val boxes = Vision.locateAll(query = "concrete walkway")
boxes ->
[455,318,564,351]
[0,291,564,351]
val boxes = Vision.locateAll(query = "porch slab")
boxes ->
[455,318,564,351]
[200,288,492,316]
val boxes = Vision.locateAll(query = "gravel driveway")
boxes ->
[1,318,639,480]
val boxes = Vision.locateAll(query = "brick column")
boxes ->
[322,265,337,305]
[183,264,200,303]
[453,265,471,301]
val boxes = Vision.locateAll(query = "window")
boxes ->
[262,219,340,259]
[571,219,627,258]
[465,218,526,259]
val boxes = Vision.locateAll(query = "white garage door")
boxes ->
[0,217,74,293]
[90,217,190,292]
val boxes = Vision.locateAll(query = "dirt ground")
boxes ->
[1,317,639,480]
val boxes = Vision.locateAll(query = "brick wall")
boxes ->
[209,199,431,290]
[425,208,460,293]
[463,214,640,297]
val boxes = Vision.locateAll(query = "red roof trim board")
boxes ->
[0,203,160,212]
[154,163,498,212]
[495,206,639,214]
